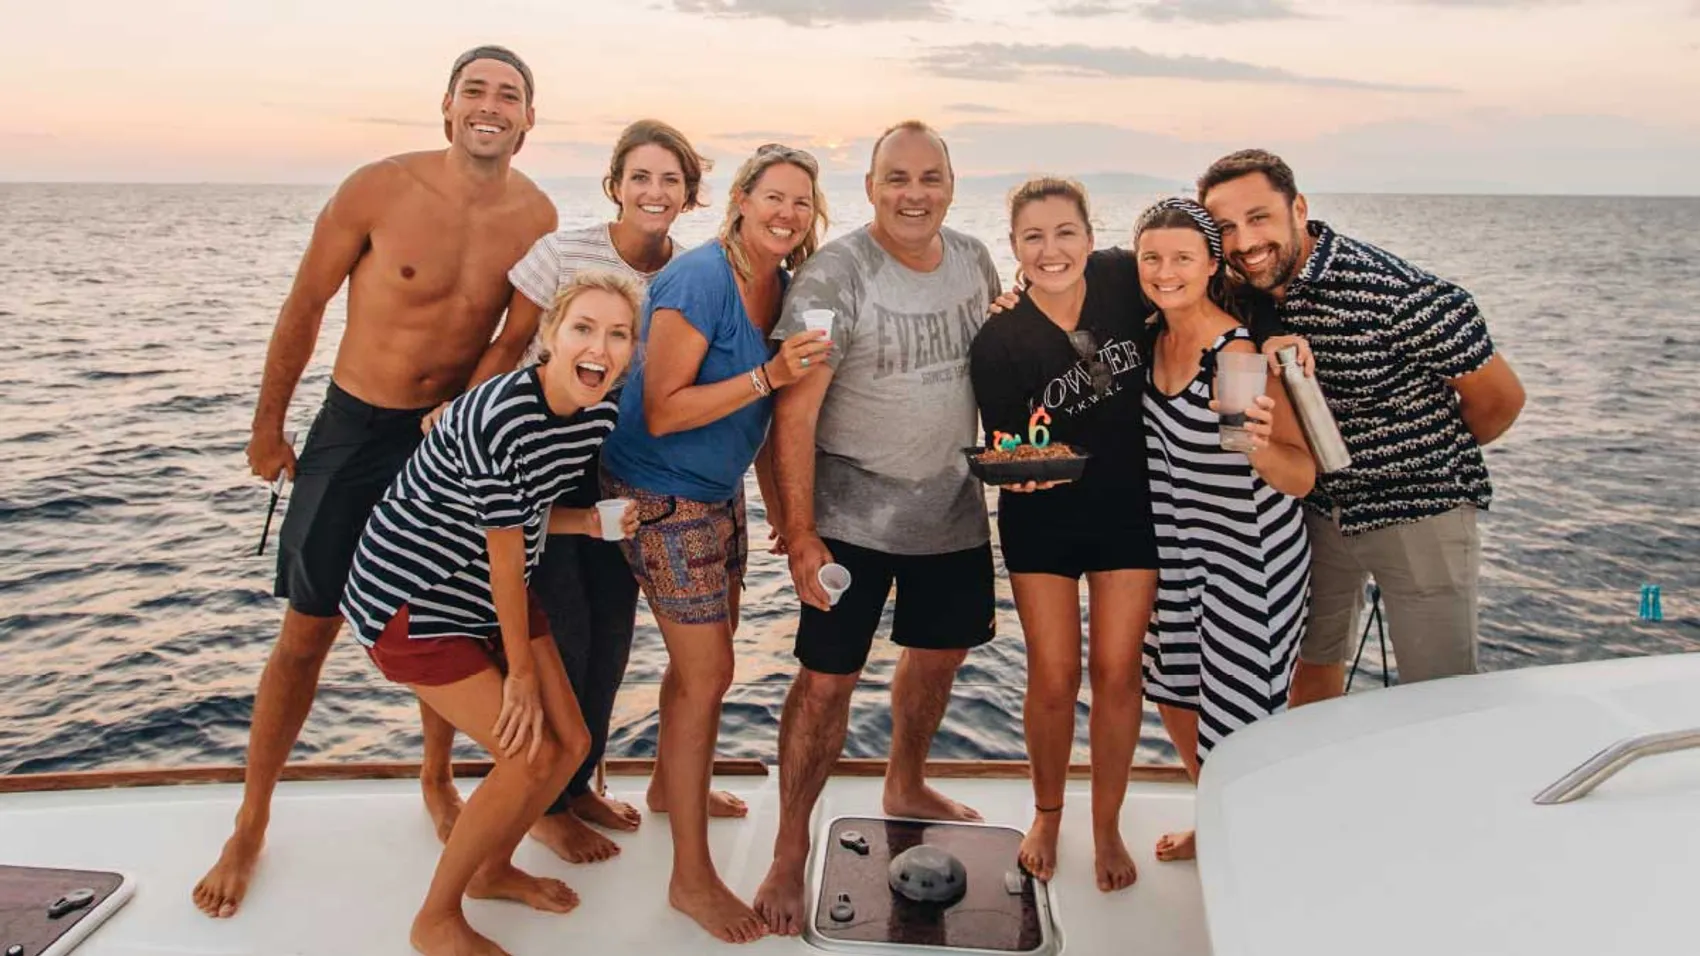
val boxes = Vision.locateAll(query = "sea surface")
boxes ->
[2,181,1697,776]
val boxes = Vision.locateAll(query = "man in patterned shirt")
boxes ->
[1199,149,1526,706]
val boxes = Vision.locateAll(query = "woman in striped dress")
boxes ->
[1137,198,1316,863]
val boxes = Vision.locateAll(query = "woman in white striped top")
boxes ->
[339,272,641,956]
[424,120,715,867]
[1137,198,1316,864]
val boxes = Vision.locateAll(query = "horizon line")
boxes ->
[4,179,1698,199]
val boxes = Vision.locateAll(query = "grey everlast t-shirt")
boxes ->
[773,225,1002,555]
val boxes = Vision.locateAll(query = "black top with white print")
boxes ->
[1277,220,1497,534]
[970,250,1153,537]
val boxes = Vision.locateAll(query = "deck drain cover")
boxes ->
[808,816,1054,954]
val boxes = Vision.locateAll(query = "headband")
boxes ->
[1139,196,1222,260]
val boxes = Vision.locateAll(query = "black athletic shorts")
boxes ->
[996,513,1159,579]
[273,381,431,617]
[793,538,996,676]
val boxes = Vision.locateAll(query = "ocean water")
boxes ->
[2,181,1697,776]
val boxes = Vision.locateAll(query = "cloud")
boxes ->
[1054,0,1307,21]
[944,103,1013,115]
[1053,0,1127,14]
[671,0,951,26]
[1401,0,1580,5]
[913,43,1454,92]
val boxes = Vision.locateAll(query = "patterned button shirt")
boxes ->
[1279,221,1496,535]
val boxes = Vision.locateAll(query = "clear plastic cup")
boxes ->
[1215,352,1268,453]
[817,563,852,607]
[595,498,632,541]
[802,309,834,337]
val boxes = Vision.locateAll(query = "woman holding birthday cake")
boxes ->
[967,176,1159,894]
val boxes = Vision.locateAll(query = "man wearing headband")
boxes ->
[193,44,557,920]
[1199,149,1525,708]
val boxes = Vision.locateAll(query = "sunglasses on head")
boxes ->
[1067,329,1113,398]
[756,142,820,174]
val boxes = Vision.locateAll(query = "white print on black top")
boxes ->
[1038,335,1143,419]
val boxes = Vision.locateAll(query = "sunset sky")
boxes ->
[7,0,1699,193]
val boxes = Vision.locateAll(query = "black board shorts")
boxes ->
[273,381,431,617]
[793,538,996,676]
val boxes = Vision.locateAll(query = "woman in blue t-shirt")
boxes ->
[598,143,831,944]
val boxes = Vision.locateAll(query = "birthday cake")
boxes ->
[964,442,1089,485]
[973,443,1079,464]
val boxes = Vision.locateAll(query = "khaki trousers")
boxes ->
[1300,505,1481,683]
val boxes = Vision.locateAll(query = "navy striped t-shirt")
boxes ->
[1278,221,1496,534]
[340,367,618,646]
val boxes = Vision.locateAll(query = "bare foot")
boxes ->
[410,909,510,956]
[530,811,621,864]
[669,875,767,944]
[1018,809,1061,882]
[466,863,580,914]
[1094,826,1139,891]
[570,790,641,831]
[648,785,749,819]
[883,784,983,823]
[1155,829,1196,862]
[422,778,464,844]
[753,852,809,936]
[192,827,263,918]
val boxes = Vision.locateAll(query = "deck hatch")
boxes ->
[806,816,1056,956]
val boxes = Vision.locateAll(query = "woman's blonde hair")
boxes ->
[537,269,645,362]
[718,144,830,281]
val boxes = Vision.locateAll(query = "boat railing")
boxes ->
[1532,728,1700,805]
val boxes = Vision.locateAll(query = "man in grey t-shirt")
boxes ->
[753,121,1002,937]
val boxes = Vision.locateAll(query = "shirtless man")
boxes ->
[192,45,557,919]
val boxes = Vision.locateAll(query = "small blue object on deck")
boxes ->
[1639,585,1664,622]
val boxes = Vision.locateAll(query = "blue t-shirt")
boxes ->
[601,241,781,502]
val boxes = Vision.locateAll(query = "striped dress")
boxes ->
[1141,326,1310,763]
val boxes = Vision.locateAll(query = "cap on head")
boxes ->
[447,45,535,104]
[443,45,534,149]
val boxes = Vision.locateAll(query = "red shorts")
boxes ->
[366,590,552,687]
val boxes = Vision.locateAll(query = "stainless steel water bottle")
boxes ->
[1276,346,1352,474]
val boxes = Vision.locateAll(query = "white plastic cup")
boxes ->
[595,498,632,541]
[1215,352,1268,453]
[817,563,852,607]
[802,308,835,337]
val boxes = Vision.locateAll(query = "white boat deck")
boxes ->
[1199,653,1700,956]
[0,771,1206,955]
